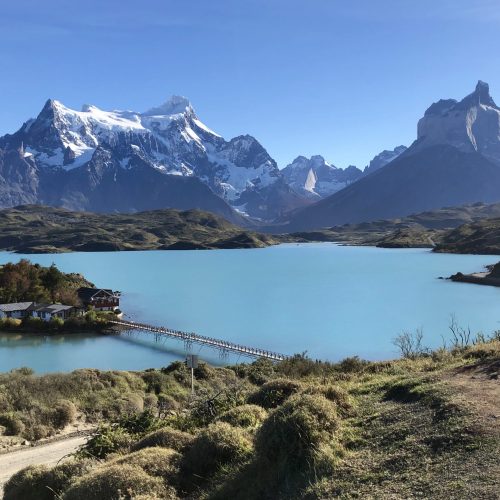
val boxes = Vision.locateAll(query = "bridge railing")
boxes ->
[108,320,288,361]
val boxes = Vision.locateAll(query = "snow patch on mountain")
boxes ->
[6,95,301,220]
[281,155,363,199]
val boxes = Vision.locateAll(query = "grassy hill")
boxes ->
[2,335,499,499]
[290,202,500,250]
[0,206,280,253]
[435,217,500,254]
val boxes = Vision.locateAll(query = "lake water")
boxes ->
[0,244,499,373]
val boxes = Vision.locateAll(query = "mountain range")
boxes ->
[1,81,499,231]
[283,81,500,231]
[0,96,311,222]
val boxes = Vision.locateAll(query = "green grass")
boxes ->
[2,340,500,499]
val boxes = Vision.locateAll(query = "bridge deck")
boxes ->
[108,320,288,361]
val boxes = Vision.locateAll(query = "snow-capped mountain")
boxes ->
[363,145,407,176]
[281,155,363,199]
[0,96,306,220]
[415,80,500,165]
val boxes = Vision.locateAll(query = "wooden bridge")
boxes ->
[108,319,288,361]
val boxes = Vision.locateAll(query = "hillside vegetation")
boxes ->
[290,201,500,249]
[0,259,93,304]
[0,206,280,253]
[3,333,500,499]
[435,217,500,254]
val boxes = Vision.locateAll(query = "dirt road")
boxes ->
[0,435,87,496]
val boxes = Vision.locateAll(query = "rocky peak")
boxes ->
[142,95,193,117]
[456,80,497,110]
[416,81,500,165]
[364,145,407,175]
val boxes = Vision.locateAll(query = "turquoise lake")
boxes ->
[0,244,499,373]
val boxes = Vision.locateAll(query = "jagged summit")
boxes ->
[142,95,193,116]
[457,80,497,109]
[417,80,500,164]
[0,94,305,220]
[281,155,362,200]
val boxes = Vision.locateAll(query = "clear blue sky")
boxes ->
[1,0,499,169]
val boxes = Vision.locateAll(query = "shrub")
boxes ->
[52,400,77,428]
[144,393,158,410]
[26,424,52,441]
[63,464,167,500]
[0,412,25,435]
[182,422,253,478]
[132,427,194,452]
[79,425,133,459]
[4,460,94,500]
[255,394,340,474]
[218,404,267,428]
[194,362,216,380]
[49,317,65,330]
[301,384,352,413]
[277,353,336,378]
[4,465,54,500]
[110,447,180,482]
[338,356,369,373]
[247,378,302,409]
[0,317,22,330]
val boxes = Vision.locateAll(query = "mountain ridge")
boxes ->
[283,81,500,231]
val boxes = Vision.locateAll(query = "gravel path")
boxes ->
[0,435,87,497]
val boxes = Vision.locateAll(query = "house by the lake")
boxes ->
[77,288,120,312]
[0,302,34,320]
[31,304,76,321]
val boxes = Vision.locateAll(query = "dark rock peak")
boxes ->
[457,80,497,109]
[426,81,497,117]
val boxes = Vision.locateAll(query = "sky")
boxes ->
[1,0,499,169]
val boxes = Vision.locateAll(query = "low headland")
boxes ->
[1,330,499,499]
[449,261,500,288]
[0,260,119,334]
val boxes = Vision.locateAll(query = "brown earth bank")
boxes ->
[0,336,499,499]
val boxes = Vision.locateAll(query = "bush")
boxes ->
[79,425,133,459]
[48,317,65,330]
[194,362,216,380]
[182,422,253,478]
[255,394,340,474]
[338,356,369,373]
[110,447,180,483]
[0,412,25,435]
[301,384,352,413]
[63,464,168,500]
[26,424,52,441]
[4,460,93,500]
[218,404,267,429]
[52,400,77,428]
[248,378,302,409]
[4,465,54,500]
[0,317,22,330]
[132,427,194,452]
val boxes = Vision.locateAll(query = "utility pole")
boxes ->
[186,354,199,395]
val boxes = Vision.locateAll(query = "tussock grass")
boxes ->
[132,427,194,452]
[5,339,500,499]
[217,404,267,429]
